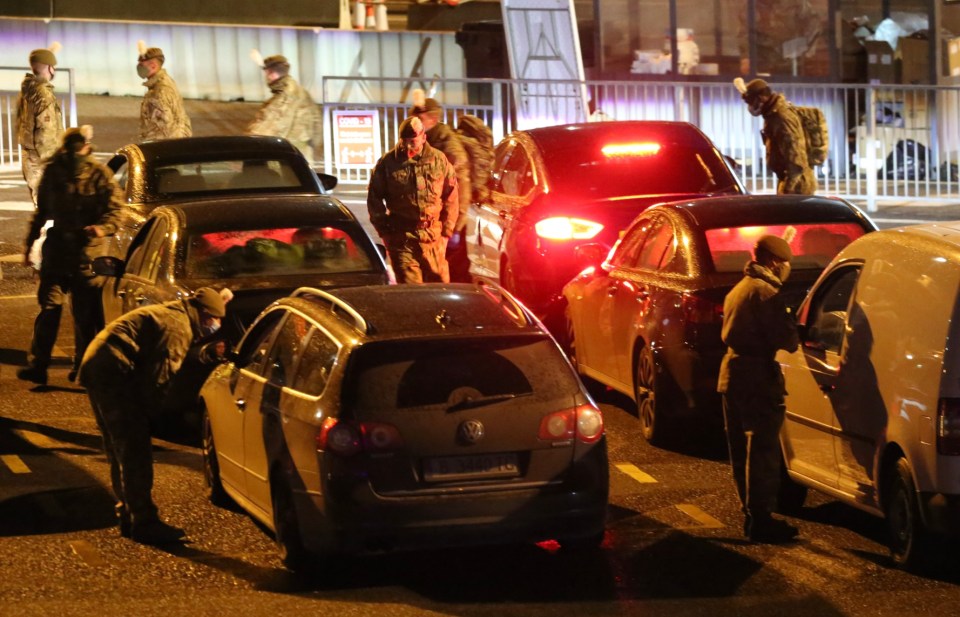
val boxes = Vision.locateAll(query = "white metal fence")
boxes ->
[321,76,960,211]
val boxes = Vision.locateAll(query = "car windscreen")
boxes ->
[150,159,307,195]
[705,222,868,272]
[541,140,738,199]
[342,336,581,413]
[185,226,376,278]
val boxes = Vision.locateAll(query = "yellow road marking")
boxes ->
[0,294,36,300]
[675,503,725,529]
[69,541,108,568]
[15,430,56,449]
[615,463,658,483]
[1,454,31,474]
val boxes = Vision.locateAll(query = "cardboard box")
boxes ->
[865,40,897,84]
[899,37,930,84]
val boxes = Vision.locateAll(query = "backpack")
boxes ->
[790,104,829,167]
[456,115,495,202]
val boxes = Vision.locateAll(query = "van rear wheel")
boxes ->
[884,458,931,569]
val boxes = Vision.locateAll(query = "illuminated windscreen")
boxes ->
[151,159,305,195]
[186,226,373,278]
[542,141,738,199]
[705,223,868,272]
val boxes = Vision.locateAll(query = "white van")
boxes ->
[777,224,960,568]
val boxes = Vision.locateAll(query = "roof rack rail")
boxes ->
[474,277,531,326]
[290,287,369,334]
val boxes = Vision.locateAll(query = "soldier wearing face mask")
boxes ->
[137,43,192,142]
[17,45,63,205]
[717,235,799,545]
[78,287,231,545]
[740,79,815,195]
[247,54,321,164]
[367,116,459,284]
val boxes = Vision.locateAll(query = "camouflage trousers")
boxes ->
[386,232,449,284]
[722,382,786,518]
[21,148,45,205]
[83,371,159,523]
[777,168,817,195]
[27,271,104,372]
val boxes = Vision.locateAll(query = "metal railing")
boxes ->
[321,76,960,211]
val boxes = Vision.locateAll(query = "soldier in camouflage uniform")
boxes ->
[741,79,816,195]
[367,117,459,284]
[248,55,321,164]
[137,46,192,142]
[17,47,63,205]
[452,114,495,281]
[718,235,800,544]
[18,127,125,387]
[409,93,472,281]
[79,288,229,544]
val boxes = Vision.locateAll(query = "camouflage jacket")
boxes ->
[760,93,810,179]
[139,69,193,141]
[717,261,799,395]
[425,122,471,229]
[248,75,320,150]
[16,73,63,158]
[79,299,201,406]
[367,141,459,243]
[26,153,125,275]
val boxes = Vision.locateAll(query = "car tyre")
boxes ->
[635,346,668,446]
[884,458,931,569]
[201,405,231,508]
[272,471,312,572]
[776,457,808,515]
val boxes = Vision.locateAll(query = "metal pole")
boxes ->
[866,86,877,212]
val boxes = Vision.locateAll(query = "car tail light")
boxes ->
[539,404,604,443]
[317,417,404,456]
[937,398,960,455]
[681,293,724,324]
[535,217,604,241]
[601,142,661,157]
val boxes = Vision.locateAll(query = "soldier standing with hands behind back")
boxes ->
[18,126,125,386]
[367,117,459,284]
[17,43,63,206]
[137,42,192,142]
[717,234,800,544]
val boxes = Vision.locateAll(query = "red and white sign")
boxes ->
[333,110,381,169]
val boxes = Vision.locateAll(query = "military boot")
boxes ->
[130,517,186,545]
[747,514,798,544]
[16,366,48,385]
[115,503,131,538]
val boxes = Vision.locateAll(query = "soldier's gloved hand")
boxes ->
[84,225,105,238]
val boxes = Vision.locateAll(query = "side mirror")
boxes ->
[92,255,125,277]
[573,243,610,268]
[316,172,339,192]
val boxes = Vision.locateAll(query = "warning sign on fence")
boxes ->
[333,110,381,169]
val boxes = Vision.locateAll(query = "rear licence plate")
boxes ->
[423,453,520,482]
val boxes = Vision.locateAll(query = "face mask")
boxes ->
[747,99,764,117]
[137,64,150,79]
[773,261,791,283]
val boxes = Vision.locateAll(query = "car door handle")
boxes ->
[235,398,246,411]
[135,295,147,304]
[636,289,650,301]
[117,290,127,298]
[607,284,618,296]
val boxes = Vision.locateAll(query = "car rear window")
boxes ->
[342,336,581,413]
[151,159,305,195]
[185,226,374,278]
[542,140,738,199]
[705,222,867,272]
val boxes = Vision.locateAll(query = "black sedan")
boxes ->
[99,194,391,429]
[562,194,877,446]
[103,135,337,253]
[464,121,745,331]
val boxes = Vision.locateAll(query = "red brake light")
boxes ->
[317,418,403,456]
[681,293,724,324]
[937,398,960,455]
[539,405,604,443]
[535,217,604,241]
[601,142,661,157]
